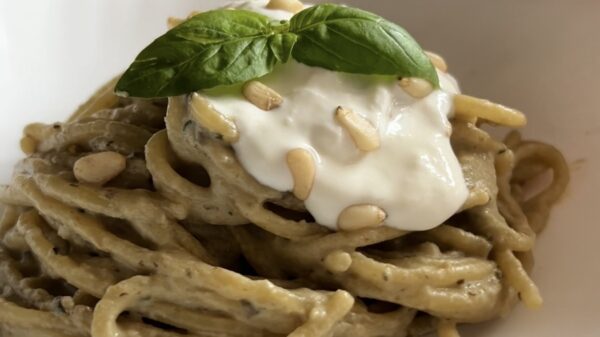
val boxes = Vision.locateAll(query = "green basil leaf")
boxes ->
[115,10,295,98]
[290,4,439,87]
[268,32,298,63]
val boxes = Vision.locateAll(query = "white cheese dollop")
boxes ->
[201,1,468,231]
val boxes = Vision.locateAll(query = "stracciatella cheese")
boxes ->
[200,2,468,231]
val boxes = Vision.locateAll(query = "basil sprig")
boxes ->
[116,4,438,98]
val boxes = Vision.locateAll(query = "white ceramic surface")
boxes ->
[1,0,599,336]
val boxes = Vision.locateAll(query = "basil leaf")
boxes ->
[268,32,298,63]
[115,10,295,98]
[290,4,438,87]
[116,4,439,98]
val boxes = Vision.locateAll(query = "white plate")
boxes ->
[1,1,599,336]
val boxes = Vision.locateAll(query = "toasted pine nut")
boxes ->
[453,94,527,127]
[286,148,315,201]
[20,136,37,155]
[190,93,239,143]
[73,151,126,186]
[335,107,380,152]
[399,77,434,98]
[266,0,304,13]
[337,204,386,231]
[167,17,184,29]
[323,250,352,273]
[425,51,448,72]
[242,81,283,111]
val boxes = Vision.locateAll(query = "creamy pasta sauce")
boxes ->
[201,2,468,231]
[0,2,571,336]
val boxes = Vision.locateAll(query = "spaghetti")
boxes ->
[0,8,569,336]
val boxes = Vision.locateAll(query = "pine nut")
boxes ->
[335,107,380,152]
[399,77,434,98]
[167,17,184,29]
[242,81,283,111]
[266,0,304,13]
[73,151,126,186]
[337,204,386,231]
[324,250,352,273]
[190,93,239,143]
[453,94,527,127]
[20,136,37,155]
[286,148,315,201]
[425,51,448,72]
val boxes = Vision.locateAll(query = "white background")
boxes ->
[1,0,599,336]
